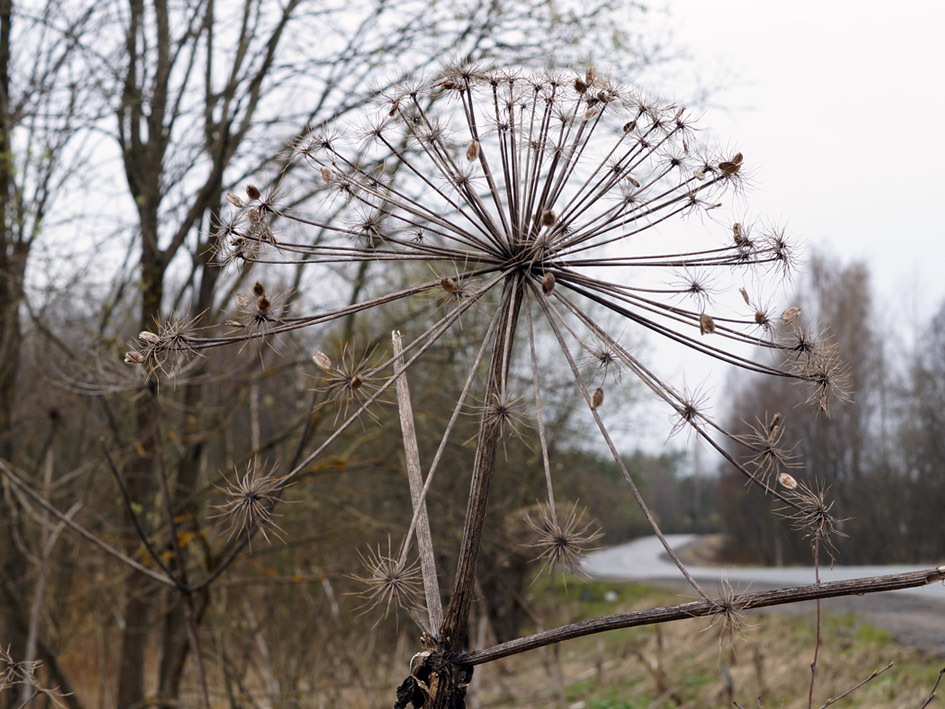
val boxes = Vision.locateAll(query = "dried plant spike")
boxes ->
[525,501,603,577]
[778,472,798,490]
[541,272,556,296]
[252,281,266,297]
[591,387,604,410]
[312,351,332,371]
[466,140,480,162]
[699,313,716,335]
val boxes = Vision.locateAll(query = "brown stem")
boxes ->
[439,277,523,651]
[456,565,945,665]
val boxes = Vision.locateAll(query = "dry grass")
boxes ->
[471,579,944,708]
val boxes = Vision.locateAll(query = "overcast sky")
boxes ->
[618,0,945,453]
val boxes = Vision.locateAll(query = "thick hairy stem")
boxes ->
[438,277,523,652]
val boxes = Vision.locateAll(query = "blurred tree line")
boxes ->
[718,254,945,566]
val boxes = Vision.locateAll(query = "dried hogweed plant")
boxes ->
[125,63,945,707]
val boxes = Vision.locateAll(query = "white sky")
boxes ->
[618,0,945,454]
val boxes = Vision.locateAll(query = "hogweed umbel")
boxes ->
[141,62,848,641]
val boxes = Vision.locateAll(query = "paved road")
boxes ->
[585,535,945,655]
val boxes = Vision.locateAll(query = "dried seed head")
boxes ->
[719,152,744,176]
[699,312,716,335]
[312,351,332,371]
[252,281,266,297]
[541,272,556,295]
[319,166,333,182]
[212,460,285,545]
[781,306,802,325]
[353,540,424,618]
[466,140,480,162]
[138,330,160,344]
[540,209,556,227]
[226,192,245,208]
[245,184,261,201]
[778,472,797,490]
[591,387,604,410]
[124,350,144,365]
[257,295,271,313]
[525,501,604,577]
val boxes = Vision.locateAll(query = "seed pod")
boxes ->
[733,223,744,244]
[226,192,244,208]
[626,176,640,188]
[699,313,716,335]
[541,272,556,295]
[769,412,783,433]
[739,287,750,305]
[781,306,801,325]
[540,209,556,227]
[138,331,159,344]
[388,99,400,117]
[466,140,480,162]
[440,277,457,293]
[719,153,744,176]
[778,472,798,490]
[622,120,636,133]
[312,351,332,371]
[350,375,363,391]
[245,184,261,201]
[591,387,604,410]
[319,166,333,183]
[574,77,587,94]
[582,107,599,122]
[124,350,144,365]
[257,295,271,313]
[235,293,250,308]
[252,281,266,297]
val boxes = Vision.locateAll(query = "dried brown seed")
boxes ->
[781,306,801,325]
[312,351,332,371]
[245,184,261,201]
[257,295,271,313]
[138,331,159,344]
[778,472,798,490]
[541,272,556,295]
[622,120,636,133]
[252,281,266,297]
[226,192,245,208]
[733,223,745,244]
[574,77,587,94]
[591,387,604,410]
[540,209,556,227]
[769,412,783,433]
[124,350,144,365]
[582,107,599,121]
[466,140,480,162]
[440,277,457,293]
[350,375,363,391]
[699,313,716,335]
[319,166,333,182]
[755,310,768,325]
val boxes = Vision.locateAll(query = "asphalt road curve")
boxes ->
[584,535,945,656]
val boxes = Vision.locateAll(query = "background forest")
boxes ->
[1,0,944,707]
